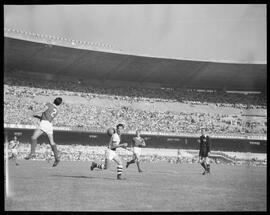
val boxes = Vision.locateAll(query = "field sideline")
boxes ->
[5,160,266,211]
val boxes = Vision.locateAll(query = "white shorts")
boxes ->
[105,148,118,161]
[133,147,142,157]
[39,120,53,135]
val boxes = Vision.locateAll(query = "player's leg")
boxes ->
[12,151,19,166]
[205,157,210,174]
[200,157,207,174]
[91,149,110,170]
[46,133,60,167]
[136,161,143,172]
[133,153,143,172]
[113,154,124,180]
[92,158,109,170]
[126,153,136,168]
[8,151,14,160]
[25,129,44,159]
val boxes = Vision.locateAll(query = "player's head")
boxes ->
[201,128,205,135]
[54,97,62,106]
[116,123,124,135]
[136,129,141,136]
[14,136,17,141]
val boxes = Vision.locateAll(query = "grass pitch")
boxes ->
[5,160,266,211]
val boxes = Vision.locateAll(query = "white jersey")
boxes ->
[9,140,19,149]
[109,133,120,151]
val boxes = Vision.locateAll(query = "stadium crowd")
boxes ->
[4,75,267,136]
[4,75,267,107]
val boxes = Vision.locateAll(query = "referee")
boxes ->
[199,128,211,175]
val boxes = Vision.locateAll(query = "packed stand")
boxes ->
[4,75,267,136]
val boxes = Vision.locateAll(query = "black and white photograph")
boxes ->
[4,4,267,211]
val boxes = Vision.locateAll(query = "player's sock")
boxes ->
[25,139,37,159]
[126,159,135,168]
[31,139,37,155]
[117,165,123,179]
[200,162,206,170]
[207,164,210,173]
[97,163,104,170]
[51,145,60,167]
[51,145,59,161]
[25,141,37,159]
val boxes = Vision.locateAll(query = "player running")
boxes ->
[25,97,62,167]
[8,136,20,166]
[90,124,128,180]
[126,130,146,172]
[198,128,211,175]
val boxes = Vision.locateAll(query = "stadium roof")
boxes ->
[4,36,266,91]
[4,5,266,63]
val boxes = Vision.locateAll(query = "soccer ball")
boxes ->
[107,127,115,136]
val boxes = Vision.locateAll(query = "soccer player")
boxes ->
[176,149,182,164]
[198,128,211,175]
[25,97,62,167]
[126,130,146,172]
[90,124,128,180]
[8,136,20,166]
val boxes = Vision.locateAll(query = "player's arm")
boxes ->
[33,106,48,115]
[207,136,211,155]
[198,138,202,157]
[31,103,49,116]
[109,141,128,150]
[141,137,146,147]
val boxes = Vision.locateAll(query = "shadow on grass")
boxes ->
[50,174,116,181]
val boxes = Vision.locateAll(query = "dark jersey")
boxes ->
[132,136,145,147]
[199,135,211,157]
[41,103,58,123]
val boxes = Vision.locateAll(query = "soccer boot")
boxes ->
[117,175,126,180]
[202,170,206,175]
[126,161,130,169]
[52,158,60,167]
[138,169,143,173]
[90,162,97,171]
[25,153,36,160]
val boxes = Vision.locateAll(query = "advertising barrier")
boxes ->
[4,126,266,153]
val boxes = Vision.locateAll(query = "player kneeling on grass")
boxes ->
[25,97,62,167]
[126,130,146,172]
[198,128,211,175]
[8,135,20,166]
[90,124,128,180]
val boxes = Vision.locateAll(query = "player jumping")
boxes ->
[199,128,211,175]
[90,124,128,180]
[126,130,146,172]
[25,97,62,167]
[8,135,20,166]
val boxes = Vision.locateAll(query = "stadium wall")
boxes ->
[4,127,266,153]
